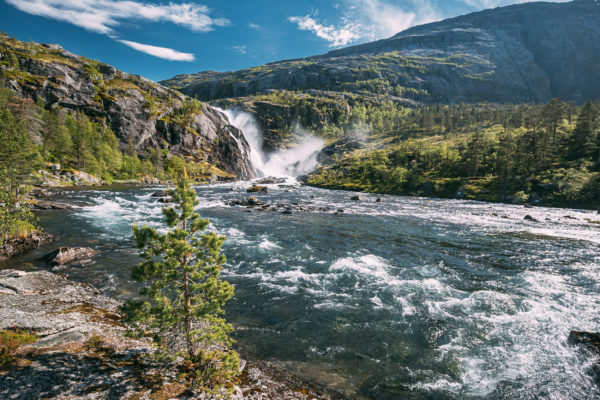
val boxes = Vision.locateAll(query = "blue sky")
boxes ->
[0,0,568,81]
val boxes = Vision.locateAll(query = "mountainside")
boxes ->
[163,0,600,105]
[0,34,254,179]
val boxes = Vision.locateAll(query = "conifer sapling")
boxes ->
[125,172,240,392]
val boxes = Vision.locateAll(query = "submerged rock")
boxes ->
[42,247,99,266]
[523,215,538,222]
[351,194,369,201]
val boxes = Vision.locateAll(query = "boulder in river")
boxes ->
[151,190,169,197]
[255,177,287,185]
[523,215,538,222]
[247,185,268,193]
[43,247,99,266]
[351,194,369,201]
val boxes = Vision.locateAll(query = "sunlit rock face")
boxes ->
[0,37,255,180]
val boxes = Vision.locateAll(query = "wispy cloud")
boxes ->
[117,40,195,61]
[287,15,361,47]
[5,0,230,61]
[288,0,440,47]
[248,22,261,30]
[5,0,230,35]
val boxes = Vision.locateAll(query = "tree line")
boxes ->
[309,99,600,207]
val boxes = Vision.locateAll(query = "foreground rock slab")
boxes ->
[0,270,342,399]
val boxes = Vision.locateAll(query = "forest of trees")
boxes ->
[309,99,600,208]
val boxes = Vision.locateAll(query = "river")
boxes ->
[4,181,600,399]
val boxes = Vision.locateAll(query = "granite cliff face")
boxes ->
[164,0,600,105]
[0,36,255,179]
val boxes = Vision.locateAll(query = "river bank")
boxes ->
[0,268,342,399]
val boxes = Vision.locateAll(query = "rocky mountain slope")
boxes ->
[164,0,600,105]
[0,35,255,179]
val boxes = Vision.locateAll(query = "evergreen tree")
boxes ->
[0,109,40,244]
[125,173,240,393]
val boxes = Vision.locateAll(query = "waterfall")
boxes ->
[222,108,324,178]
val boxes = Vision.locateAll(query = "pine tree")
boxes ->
[567,101,598,161]
[125,172,240,394]
[0,109,40,244]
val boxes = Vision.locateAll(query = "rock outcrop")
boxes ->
[164,0,600,105]
[0,231,55,263]
[0,269,342,399]
[0,35,255,179]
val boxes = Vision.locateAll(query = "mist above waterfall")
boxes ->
[223,108,324,178]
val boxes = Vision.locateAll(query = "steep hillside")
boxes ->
[163,0,600,105]
[0,34,254,179]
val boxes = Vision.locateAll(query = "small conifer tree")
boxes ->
[125,172,240,393]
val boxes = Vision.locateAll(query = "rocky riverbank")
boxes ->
[0,269,343,399]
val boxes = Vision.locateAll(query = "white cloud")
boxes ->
[287,15,361,47]
[248,22,260,30]
[288,0,440,47]
[4,0,230,61]
[345,0,440,40]
[117,40,195,61]
[5,0,230,35]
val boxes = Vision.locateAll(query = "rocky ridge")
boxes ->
[164,0,600,105]
[0,35,255,179]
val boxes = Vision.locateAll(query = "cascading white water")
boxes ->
[222,108,324,178]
